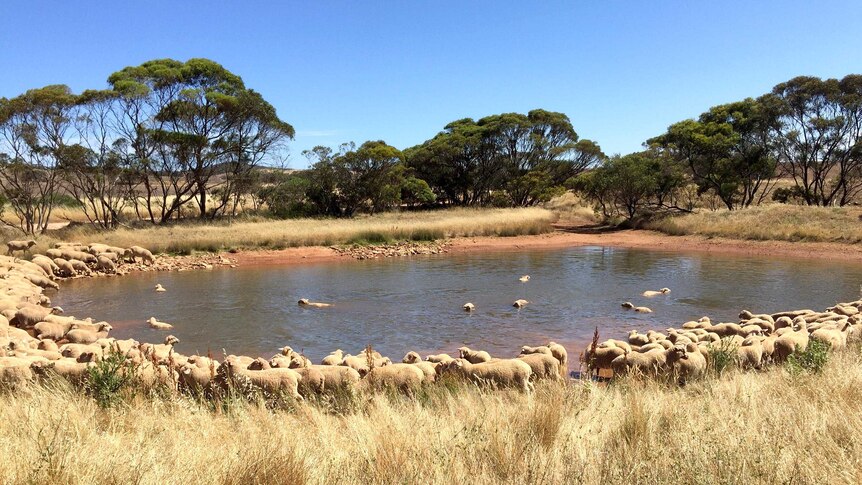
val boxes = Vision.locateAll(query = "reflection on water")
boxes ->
[52,246,862,362]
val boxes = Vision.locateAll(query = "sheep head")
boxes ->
[165,335,179,346]
[457,347,470,358]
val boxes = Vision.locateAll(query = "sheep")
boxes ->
[147,317,173,330]
[401,352,438,382]
[463,302,475,312]
[154,284,166,292]
[621,301,635,309]
[67,259,91,275]
[30,256,59,278]
[0,357,34,386]
[279,346,311,368]
[247,357,272,370]
[737,336,764,369]
[63,322,112,344]
[21,273,59,290]
[7,341,61,361]
[96,256,116,274]
[309,364,361,392]
[458,346,492,364]
[666,343,707,382]
[178,357,220,393]
[599,339,633,353]
[517,352,561,381]
[363,363,426,393]
[424,353,455,364]
[13,304,62,328]
[628,330,650,346]
[708,323,743,338]
[217,359,302,400]
[30,359,92,386]
[298,298,331,308]
[320,349,344,366]
[59,343,103,362]
[810,321,853,350]
[52,258,76,277]
[546,341,569,375]
[290,366,326,395]
[519,275,530,282]
[610,349,667,376]
[128,246,155,265]
[584,344,626,369]
[634,306,653,313]
[513,299,529,308]
[643,288,671,297]
[519,345,552,357]
[6,240,36,256]
[139,335,180,363]
[136,362,179,390]
[438,358,533,393]
[773,322,809,363]
[340,354,374,377]
[44,249,63,259]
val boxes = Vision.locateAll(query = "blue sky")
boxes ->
[2,1,860,167]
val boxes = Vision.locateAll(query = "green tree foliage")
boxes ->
[0,85,77,234]
[649,98,778,210]
[764,75,862,206]
[107,58,293,222]
[571,150,686,220]
[405,110,603,206]
[301,141,414,216]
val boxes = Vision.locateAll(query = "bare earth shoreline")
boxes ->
[227,227,862,266]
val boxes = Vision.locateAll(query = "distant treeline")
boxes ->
[2,58,860,234]
[577,75,862,221]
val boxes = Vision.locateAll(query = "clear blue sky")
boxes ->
[2,1,860,167]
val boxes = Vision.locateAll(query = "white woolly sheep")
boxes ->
[458,346,492,364]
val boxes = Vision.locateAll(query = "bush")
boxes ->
[708,337,739,376]
[85,351,137,408]
[787,339,830,375]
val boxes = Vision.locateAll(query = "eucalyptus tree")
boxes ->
[650,98,778,210]
[107,58,293,223]
[765,75,862,206]
[0,85,76,234]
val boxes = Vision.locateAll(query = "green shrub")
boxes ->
[85,351,137,408]
[787,339,830,375]
[708,337,739,376]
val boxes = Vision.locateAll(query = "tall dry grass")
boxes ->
[41,207,556,254]
[648,204,862,243]
[4,349,862,484]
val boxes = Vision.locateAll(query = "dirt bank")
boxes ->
[227,226,862,266]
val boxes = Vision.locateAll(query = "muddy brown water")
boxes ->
[52,246,862,363]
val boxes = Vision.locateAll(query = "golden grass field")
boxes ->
[647,204,862,243]
[38,207,556,254]
[3,347,861,485]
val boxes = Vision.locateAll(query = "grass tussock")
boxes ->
[647,204,862,243]
[4,348,862,484]
[6,207,555,255]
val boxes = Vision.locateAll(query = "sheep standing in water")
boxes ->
[643,288,671,297]
[463,302,475,312]
[298,298,331,308]
[147,317,173,330]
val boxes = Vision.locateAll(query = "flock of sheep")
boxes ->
[586,304,861,382]
[1,237,859,402]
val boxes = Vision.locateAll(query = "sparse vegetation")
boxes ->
[36,207,555,254]
[646,204,862,243]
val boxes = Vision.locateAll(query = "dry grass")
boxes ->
[36,207,556,254]
[4,349,862,484]
[647,204,862,243]
[544,192,597,224]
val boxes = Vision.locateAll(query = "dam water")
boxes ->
[52,246,862,363]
